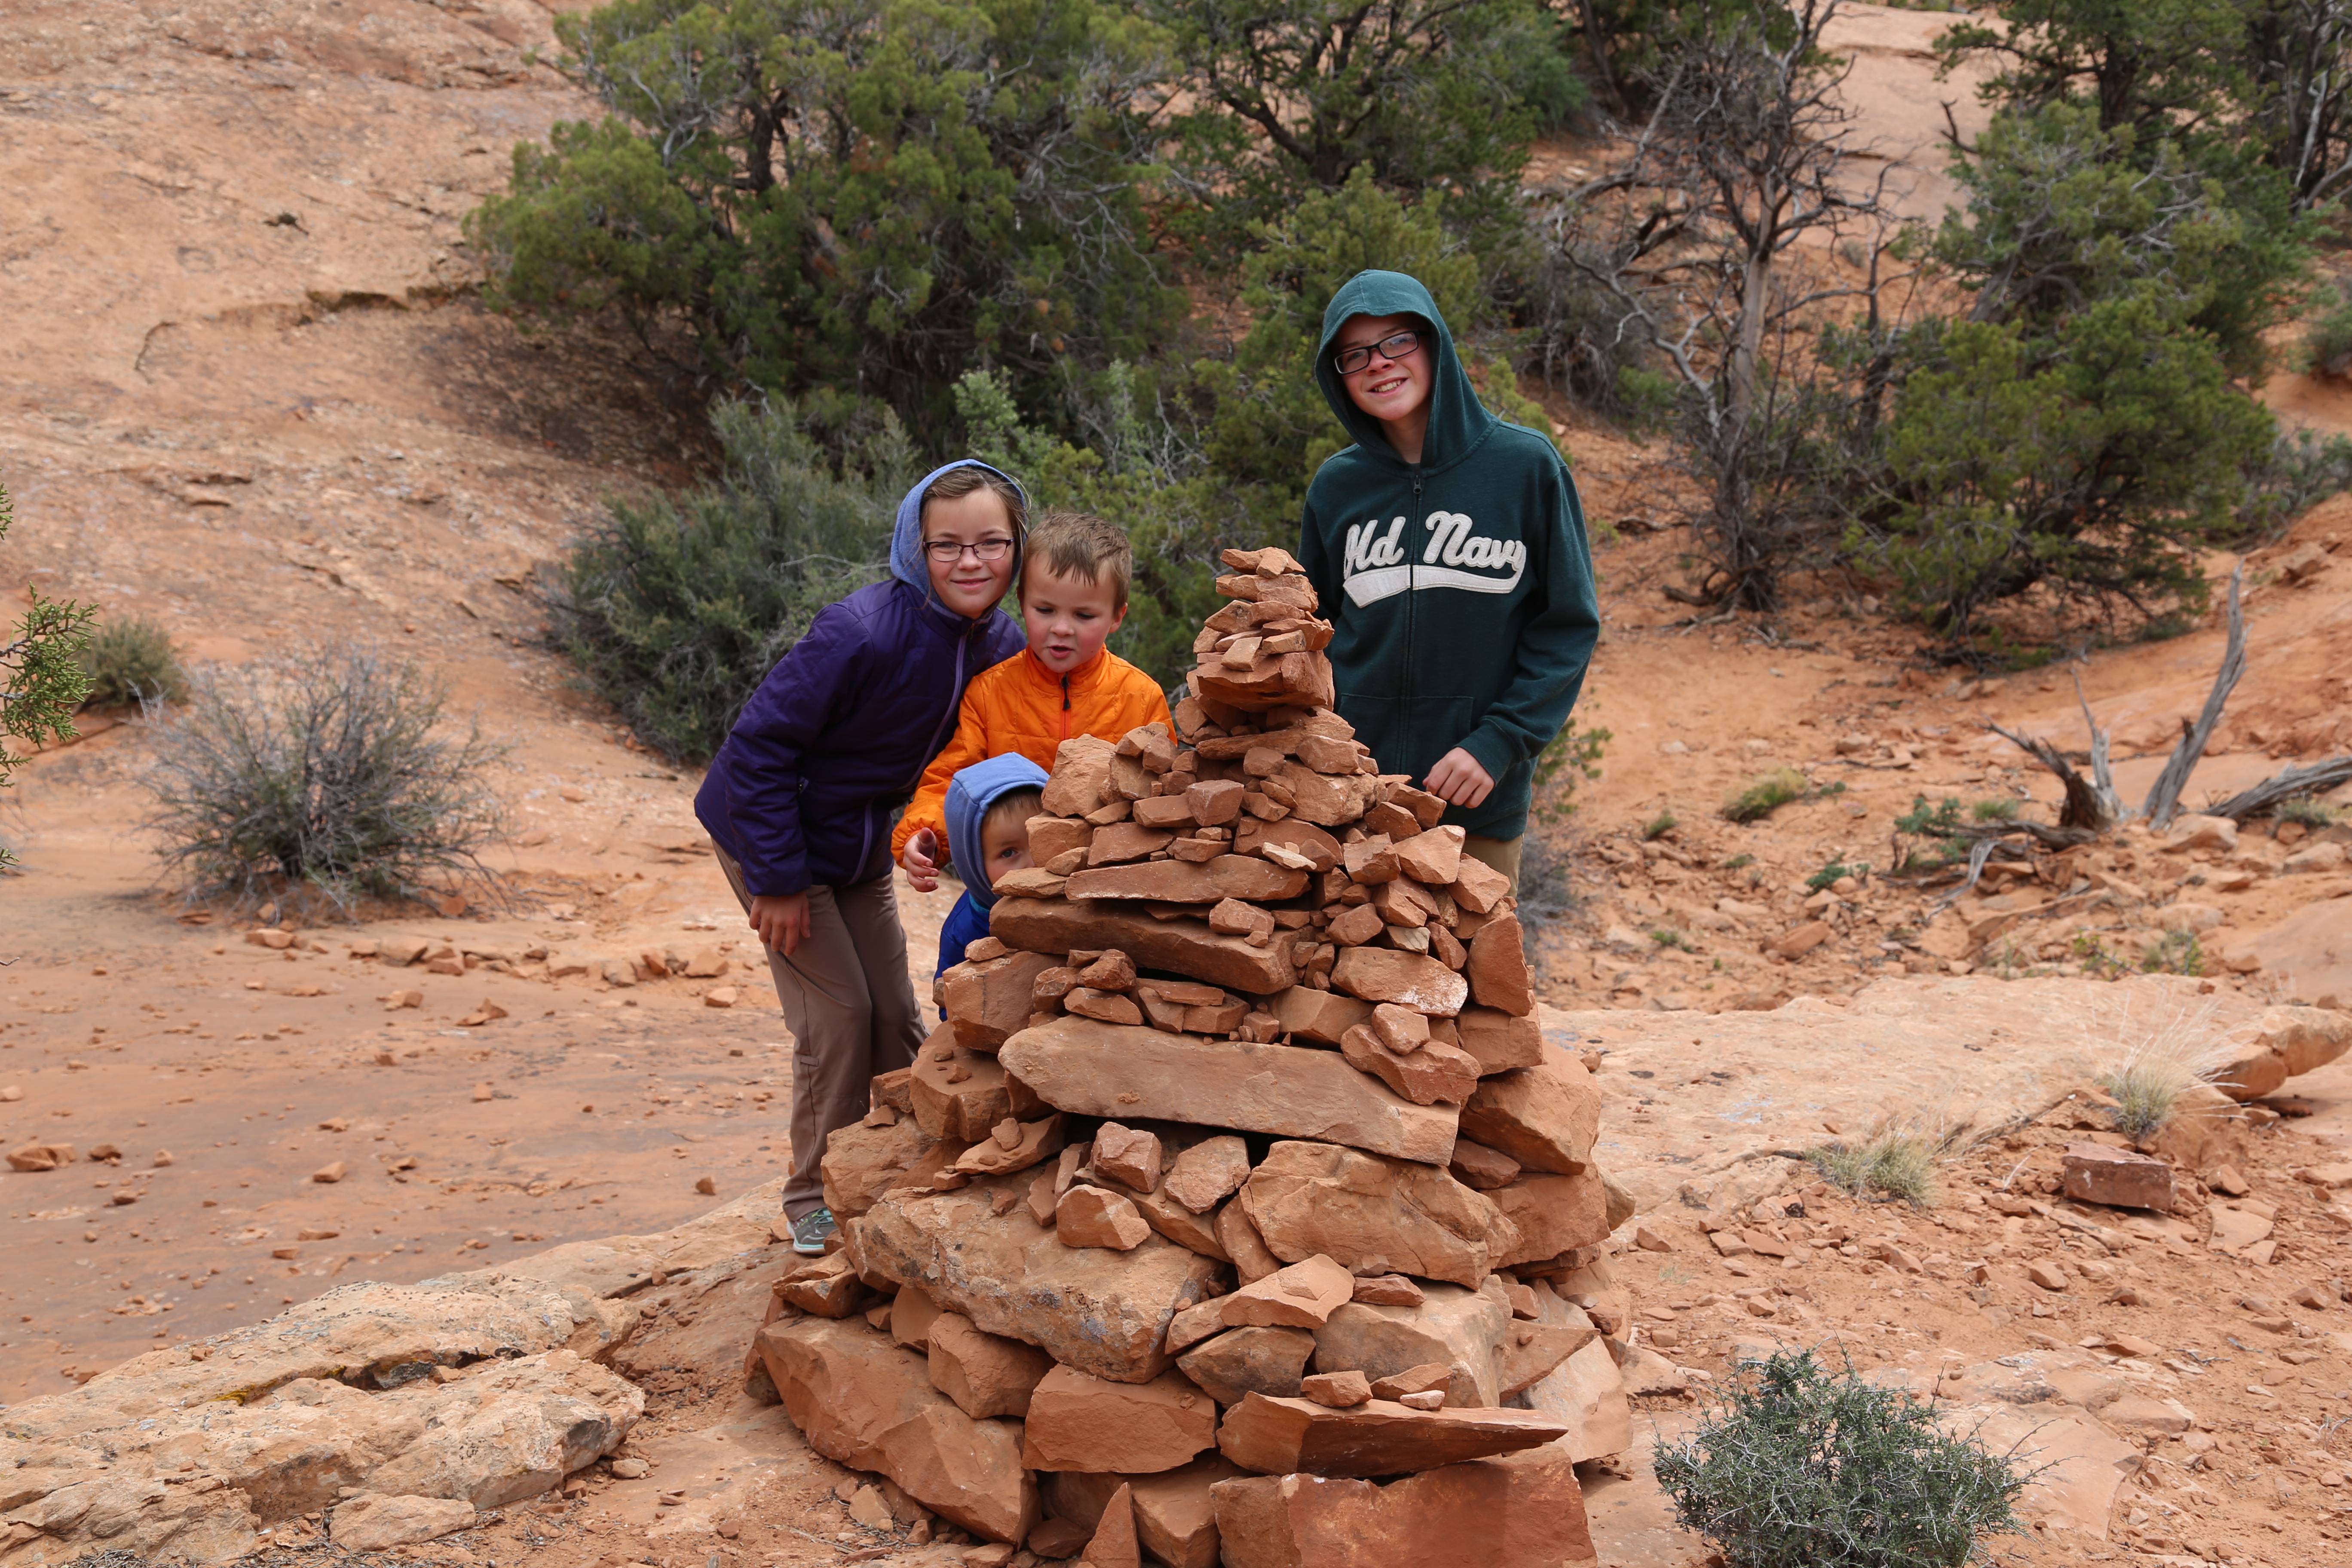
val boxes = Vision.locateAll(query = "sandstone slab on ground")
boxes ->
[1215,1393,1568,1478]
[1311,1283,1510,1409]
[1001,1018,1458,1164]
[1458,1055,1601,1176]
[328,1494,476,1550]
[1177,1327,1316,1405]
[1238,1140,1515,1287]
[359,1349,643,1508]
[1022,1365,1219,1473]
[1210,1444,1596,1568]
[2061,1142,2176,1213]
[853,1175,1227,1384]
[1044,1456,1246,1568]
[757,1317,1038,1544]
[994,899,1298,994]
[2210,1004,2352,1100]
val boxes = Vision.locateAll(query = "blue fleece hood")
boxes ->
[945,753,1050,910]
[890,460,1029,597]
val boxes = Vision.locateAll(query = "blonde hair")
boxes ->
[1023,510,1132,612]
[982,787,1044,839]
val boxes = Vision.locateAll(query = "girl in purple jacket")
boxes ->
[696,460,1027,1253]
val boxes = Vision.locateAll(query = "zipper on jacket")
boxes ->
[1061,672,1073,741]
[910,621,978,798]
[1406,470,1423,714]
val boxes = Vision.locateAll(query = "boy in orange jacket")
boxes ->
[897,511,1171,891]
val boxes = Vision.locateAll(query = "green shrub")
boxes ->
[2236,426,2352,545]
[2278,796,2341,827]
[1642,809,1678,841]
[556,399,910,761]
[1890,795,1974,875]
[1722,766,1805,824]
[1721,852,1755,870]
[2303,276,2352,376]
[1531,720,1610,826]
[144,643,506,917]
[2138,928,2206,977]
[2098,996,2238,1137]
[1969,796,2018,822]
[1656,1349,2029,1568]
[1805,859,1865,891]
[79,615,188,709]
[1651,927,1695,951]
[0,480,96,870]
[1807,1132,1938,1206]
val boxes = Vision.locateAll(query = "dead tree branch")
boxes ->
[1988,722,2120,833]
[2204,755,2352,821]
[2142,564,2246,830]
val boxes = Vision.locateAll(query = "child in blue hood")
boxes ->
[695,460,1028,1255]
[933,754,1049,983]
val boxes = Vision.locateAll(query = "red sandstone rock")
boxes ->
[1059,1185,1153,1250]
[1311,1281,1510,1408]
[998,1018,1460,1165]
[1486,1172,1611,1266]
[1450,1008,1544,1075]
[1457,1056,1600,1175]
[1239,1140,1515,1288]
[924,1311,1055,1420]
[1446,1139,1521,1191]
[823,1115,939,1219]
[777,1254,868,1318]
[1176,1326,1316,1405]
[1209,1443,1595,1567]
[941,949,1062,1052]
[1268,987,1371,1045]
[1448,858,1513,916]
[1221,1254,1355,1329]
[1340,1024,1479,1106]
[1330,947,1468,1015]
[1162,1136,1252,1213]
[993,900,1298,995]
[1065,856,1308,906]
[1044,1458,1243,1568]
[1092,1122,1166,1192]
[2061,1142,2177,1213]
[1299,1369,1371,1408]
[1216,1202,1285,1285]
[1214,1393,1568,1478]
[1023,1365,1219,1473]
[1350,1275,1425,1307]
[1464,915,1533,1016]
[757,1317,1038,1544]
[1042,736,1118,818]
[910,1028,1044,1142]
[1076,1481,1141,1568]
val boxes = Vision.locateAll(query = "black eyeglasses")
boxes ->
[1334,330,1425,377]
[923,537,1016,564]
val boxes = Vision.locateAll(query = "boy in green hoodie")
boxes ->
[1297,270,1602,888]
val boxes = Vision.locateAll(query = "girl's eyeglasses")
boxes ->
[924,537,1016,563]
[1334,331,1425,376]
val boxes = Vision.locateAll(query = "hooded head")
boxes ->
[889,459,1030,608]
[944,753,1050,912]
[1313,270,1496,472]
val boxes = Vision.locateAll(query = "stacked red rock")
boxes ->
[752,548,1616,1567]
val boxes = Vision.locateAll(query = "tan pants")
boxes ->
[715,845,923,1222]
[1463,833,1523,894]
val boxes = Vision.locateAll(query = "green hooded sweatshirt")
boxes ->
[1298,270,1602,840]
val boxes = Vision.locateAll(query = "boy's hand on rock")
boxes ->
[1425,747,1495,810]
[749,892,812,957]
[902,829,942,893]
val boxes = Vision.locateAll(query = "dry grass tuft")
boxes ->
[2096,994,2246,1139]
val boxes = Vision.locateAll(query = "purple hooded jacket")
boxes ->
[694,461,1027,898]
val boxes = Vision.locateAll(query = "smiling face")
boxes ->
[1021,562,1126,677]
[1333,312,1432,430]
[922,487,1019,619]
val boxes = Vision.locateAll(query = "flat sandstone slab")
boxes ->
[993,898,1297,995]
[1210,1445,1596,1568]
[852,1173,1227,1384]
[1000,1017,1459,1165]
[1215,1392,1568,1478]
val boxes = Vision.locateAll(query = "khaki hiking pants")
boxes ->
[714,845,924,1222]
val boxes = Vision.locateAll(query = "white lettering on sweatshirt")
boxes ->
[1341,511,1527,606]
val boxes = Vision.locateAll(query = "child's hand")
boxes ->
[1425,747,1495,810]
[748,892,812,956]
[902,828,942,893]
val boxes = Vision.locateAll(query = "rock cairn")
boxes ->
[751,549,1626,1568]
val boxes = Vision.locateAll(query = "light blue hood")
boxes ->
[945,753,1050,909]
[890,460,1029,597]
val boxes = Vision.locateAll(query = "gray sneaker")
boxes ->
[789,1207,836,1256]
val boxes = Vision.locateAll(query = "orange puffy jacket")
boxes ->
[892,647,1173,867]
